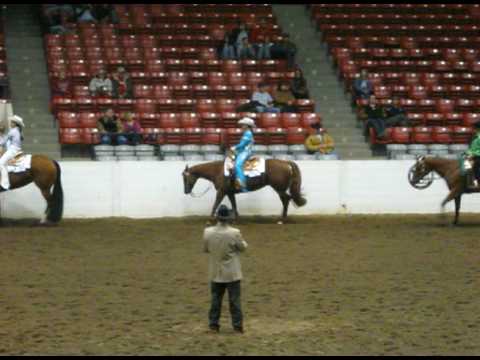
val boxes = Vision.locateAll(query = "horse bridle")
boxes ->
[183,170,212,198]
[408,157,438,190]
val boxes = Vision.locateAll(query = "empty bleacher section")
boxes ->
[44,4,332,161]
[310,3,480,159]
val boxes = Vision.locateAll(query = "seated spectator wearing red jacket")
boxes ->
[51,70,72,97]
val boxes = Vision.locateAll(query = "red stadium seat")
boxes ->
[196,99,217,113]
[259,113,281,128]
[286,127,308,145]
[59,128,82,144]
[451,126,473,144]
[216,99,237,113]
[158,113,179,129]
[78,112,98,128]
[431,127,452,144]
[180,113,201,128]
[281,113,302,128]
[411,127,433,144]
[133,85,153,99]
[221,112,240,128]
[391,127,412,144]
[202,128,224,145]
[156,99,176,112]
[200,112,221,128]
[57,112,79,128]
[134,99,157,113]
[138,113,158,128]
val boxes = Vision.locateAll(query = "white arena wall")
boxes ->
[2,160,480,219]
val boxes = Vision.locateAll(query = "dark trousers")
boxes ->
[365,118,386,138]
[209,281,243,329]
[474,158,480,181]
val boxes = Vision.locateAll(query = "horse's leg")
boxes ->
[453,195,462,226]
[39,188,53,225]
[208,191,225,225]
[227,193,239,220]
[440,188,462,226]
[276,191,291,225]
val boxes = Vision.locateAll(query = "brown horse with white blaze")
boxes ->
[0,154,63,225]
[182,159,307,223]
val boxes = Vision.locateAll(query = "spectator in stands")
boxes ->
[97,108,122,145]
[232,22,249,50]
[364,95,387,140]
[51,70,72,97]
[272,34,297,69]
[119,112,142,145]
[255,35,273,60]
[89,69,113,97]
[290,68,309,99]
[92,4,118,24]
[352,69,374,106]
[237,38,256,60]
[74,5,97,23]
[45,7,70,34]
[251,83,281,113]
[274,83,298,113]
[305,123,335,155]
[219,33,236,60]
[112,67,133,99]
[249,18,271,60]
[384,97,411,128]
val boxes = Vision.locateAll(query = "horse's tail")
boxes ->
[47,160,64,223]
[288,161,307,208]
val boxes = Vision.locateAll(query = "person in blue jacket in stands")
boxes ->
[230,117,256,193]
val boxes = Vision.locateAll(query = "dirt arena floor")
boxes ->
[0,214,479,356]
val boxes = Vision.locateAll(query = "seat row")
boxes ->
[48,60,289,77]
[59,127,314,146]
[57,111,322,130]
[326,35,480,51]
[369,126,474,147]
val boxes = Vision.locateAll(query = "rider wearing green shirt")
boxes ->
[466,122,480,187]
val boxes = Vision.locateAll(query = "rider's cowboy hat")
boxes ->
[9,115,25,128]
[216,204,233,221]
[474,122,480,130]
[238,117,256,128]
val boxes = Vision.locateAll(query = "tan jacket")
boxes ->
[203,223,248,283]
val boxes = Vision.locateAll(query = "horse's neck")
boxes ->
[191,162,223,182]
[427,158,456,178]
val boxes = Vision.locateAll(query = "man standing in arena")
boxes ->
[203,205,248,334]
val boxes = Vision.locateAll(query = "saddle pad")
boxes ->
[224,157,266,178]
[6,154,32,173]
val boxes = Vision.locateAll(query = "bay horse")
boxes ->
[0,154,63,225]
[182,158,307,223]
[409,155,476,226]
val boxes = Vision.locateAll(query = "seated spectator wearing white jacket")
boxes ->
[89,69,112,97]
[251,83,280,113]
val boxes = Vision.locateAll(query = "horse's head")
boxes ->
[182,165,199,194]
[409,156,434,189]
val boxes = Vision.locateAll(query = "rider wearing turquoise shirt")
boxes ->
[230,117,255,193]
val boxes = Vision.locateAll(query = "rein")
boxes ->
[189,184,213,198]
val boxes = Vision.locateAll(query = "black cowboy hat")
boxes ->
[310,122,322,130]
[216,205,232,221]
[474,122,480,130]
